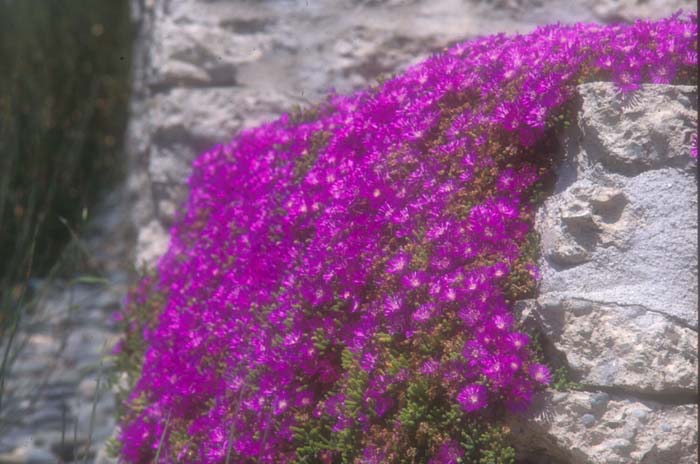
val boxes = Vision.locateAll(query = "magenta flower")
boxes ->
[529,363,553,385]
[504,354,523,373]
[361,446,387,464]
[490,312,514,332]
[387,252,410,274]
[373,396,396,418]
[458,384,488,412]
[402,270,427,289]
[526,263,541,281]
[525,105,547,128]
[413,302,436,323]
[428,440,465,464]
[614,67,642,93]
[420,359,440,375]
[649,59,677,84]
[506,332,531,351]
[505,380,534,412]
[482,354,513,387]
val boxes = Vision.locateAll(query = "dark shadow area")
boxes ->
[0,0,133,331]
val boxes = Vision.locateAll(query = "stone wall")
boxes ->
[125,0,695,268]
[508,83,698,464]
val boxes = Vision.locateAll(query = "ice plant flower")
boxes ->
[529,363,553,385]
[115,12,698,463]
[458,384,489,412]
[428,440,465,464]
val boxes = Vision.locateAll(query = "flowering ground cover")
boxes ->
[113,12,698,463]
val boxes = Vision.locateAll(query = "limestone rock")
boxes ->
[538,85,698,329]
[578,83,697,175]
[587,0,695,22]
[537,297,697,394]
[135,219,170,269]
[509,390,699,464]
[513,83,698,463]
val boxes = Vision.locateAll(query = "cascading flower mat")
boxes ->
[115,12,698,463]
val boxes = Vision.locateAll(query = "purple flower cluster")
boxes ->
[118,13,697,463]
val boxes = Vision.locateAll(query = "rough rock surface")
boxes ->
[125,0,696,268]
[509,83,698,464]
[539,84,698,329]
[510,390,698,464]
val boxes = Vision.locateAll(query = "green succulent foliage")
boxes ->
[291,413,339,464]
[292,369,518,464]
[104,436,122,459]
[551,365,580,392]
[459,421,516,464]
[397,378,433,430]
[109,273,167,431]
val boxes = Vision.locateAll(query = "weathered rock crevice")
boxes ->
[571,385,699,407]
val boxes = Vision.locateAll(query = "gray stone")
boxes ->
[579,83,697,175]
[630,408,648,421]
[78,378,100,401]
[94,448,119,464]
[509,390,698,464]
[42,382,78,401]
[537,173,698,327]
[512,83,698,463]
[45,368,82,386]
[0,445,55,464]
[94,427,120,464]
[18,334,60,358]
[26,408,64,427]
[590,392,610,409]
[537,85,699,331]
[63,327,116,363]
[72,401,116,441]
[6,358,52,376]
[532,83,699,395]
[535,298,697,394]
[588,0,695,22]
[0,189,131,460]
[135,219,170,269]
